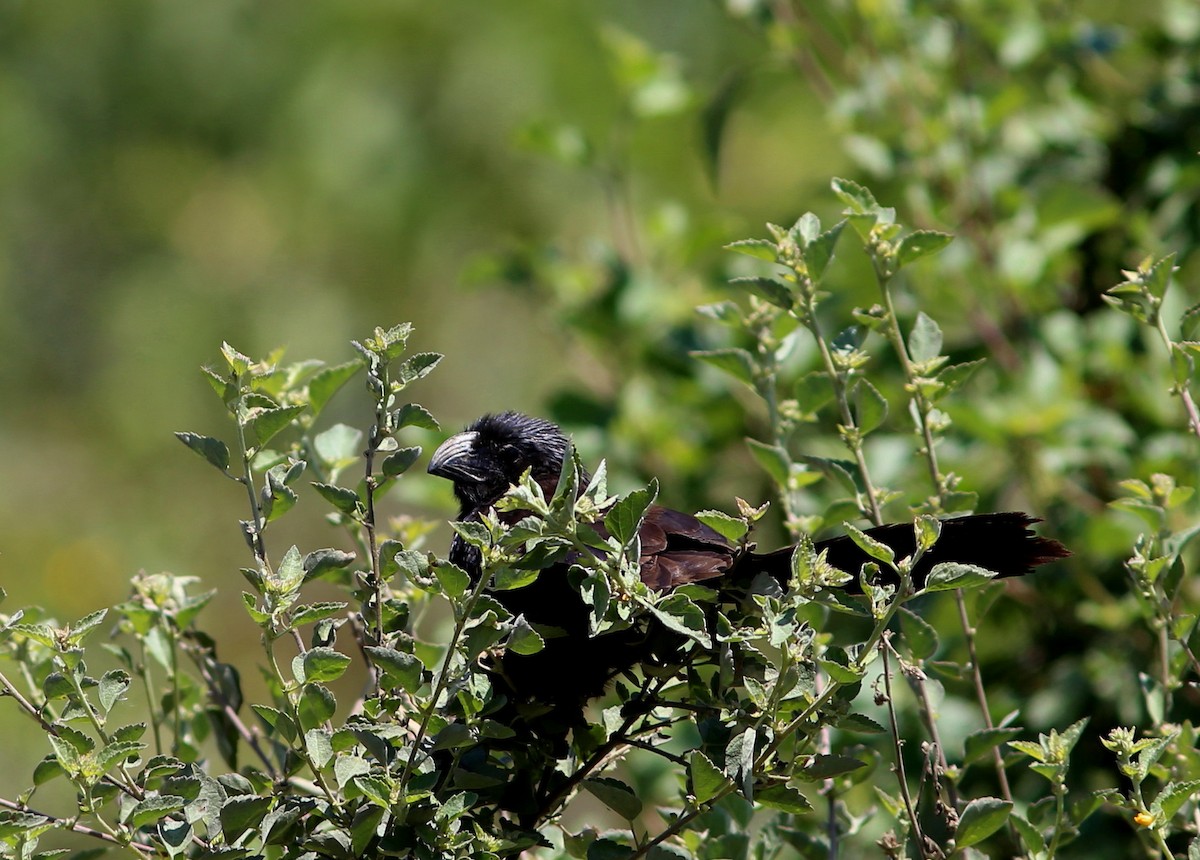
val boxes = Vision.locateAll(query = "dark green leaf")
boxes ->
[964,727,1024,765]
[605,480,659,546]
[393,402,440,430]
[896,230,953,267]
[299,647,352,684]
[956,797,1012,848]
[923,562,998,592]
[805,219,846,281]
[364,646,423,692]
[583,777,643,821]
[724,238,778,262]
[729,276,793,310]
[695,510,748,543]
[801,754,867,780]
[688,750,728,803]
[646,593,711,649]
[898,607,938,660]
[852,379,888,434]
[219,795,274,841]
[756,783,812,813]
[507,614,545,655]
[290,602,349,628]
[128,795,186,830]
[298,683,336,732]
[745,438,789,485]
[175,432,230,473]
[434,562,470,598]
[248,405,306,447]
[381,446,421,477]
[310,483,361,516]
[397,352,444,385]
[99,669,131,713]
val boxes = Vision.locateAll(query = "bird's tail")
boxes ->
[744,512,1069,592]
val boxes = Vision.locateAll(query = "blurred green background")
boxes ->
[0,0,845,805]
[3,0,1200,852]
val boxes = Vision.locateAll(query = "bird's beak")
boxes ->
[427,431,482,481]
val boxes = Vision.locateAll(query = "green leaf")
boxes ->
[831,177,879,214]
[692,348,757,387]
[364,646,423,692]
[800,754,867,780]
[290,602,349,628]
[843,523,895,565]
[68,608,108,644]
[688,750,729,803]
[923,562,998,592]
[605,480,659,546]
[397,352,444,385]
[896,230,953,267]
[507,614,545,656]
[308,360,361,415]
[175,432,230,473]
[298,647,352,684]
[220,342,253,375]
[852,379,888,434]
[1151,779,1200,823]
[582,777,643,821]
[313,424,362,469]
[756,783,813,813]
[695,510,748,543]
[819,658,864,684]
[908,312,943,362]
[1010,813,1044,854]
[219,795,274,841]
[99,669,131,713]
[898,607,938,660]
[956,797,1012,848]
[128,795,186,830]
[434,562,470,598]
[646,593,711,649]
[248,405,306,447]
[729,276,793,310]
[381,446,422,477]
[311,482,362,516]
[724,729,756,798]
[805,219,846,281]
[745,438,789,485]
[963,727,1024,765]
[724,238,778,261]
[837,713,886,734]
[393,402,440,430]
[305,728,334,770]
[298,683,336,732]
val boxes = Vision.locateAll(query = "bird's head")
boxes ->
[427,412,570,510]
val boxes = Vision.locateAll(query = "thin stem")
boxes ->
[882,636,933,860]
[397,565,494,792]
[955,591,1013,804]
[138,640,164,756]
[806,317,884,526]
[234,416,270,573]
[0,796,157,855]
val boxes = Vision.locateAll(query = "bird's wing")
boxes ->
[637,506,737,590]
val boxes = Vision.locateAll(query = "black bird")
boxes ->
[427,412,1068,739]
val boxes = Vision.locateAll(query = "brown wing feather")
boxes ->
[637,506,737,590]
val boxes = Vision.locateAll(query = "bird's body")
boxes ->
[428,412,1069,740]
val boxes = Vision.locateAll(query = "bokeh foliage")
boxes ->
[2,0,1200,857]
